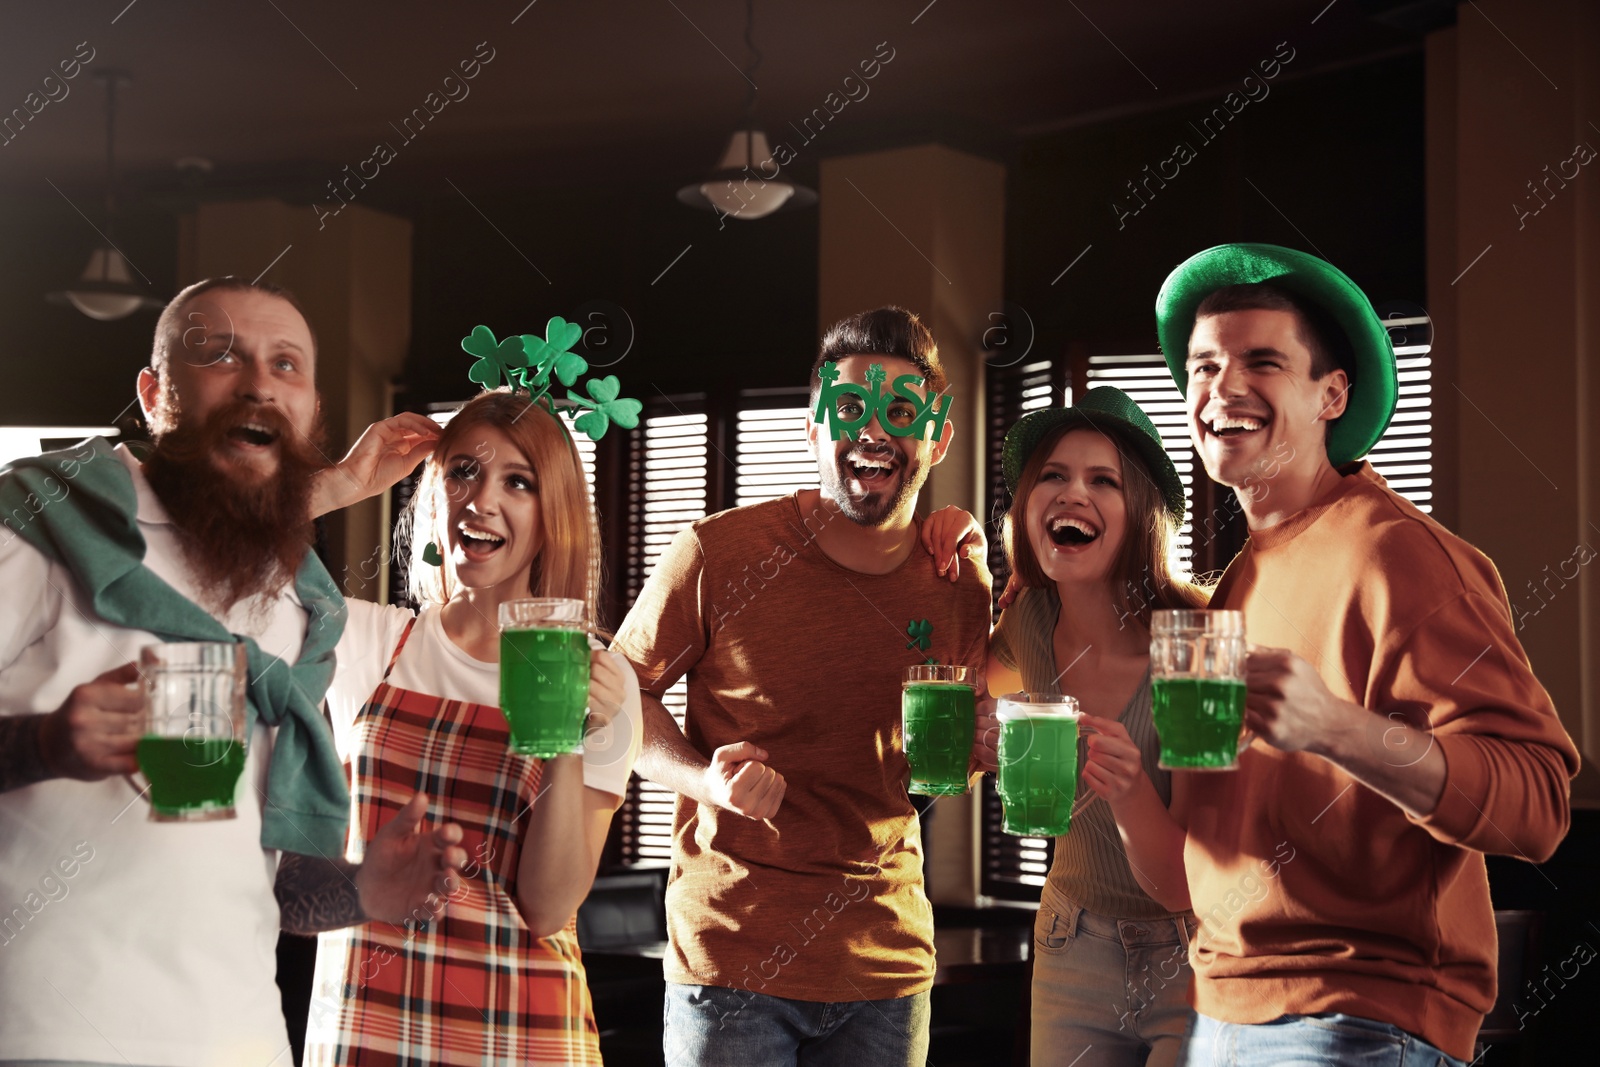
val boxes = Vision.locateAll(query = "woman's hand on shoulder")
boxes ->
[921,505,987,582]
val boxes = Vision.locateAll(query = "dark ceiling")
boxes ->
[0,0,1437,209]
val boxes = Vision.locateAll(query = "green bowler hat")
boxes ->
[1003,386,1186,525]
[1154,243,1398,467]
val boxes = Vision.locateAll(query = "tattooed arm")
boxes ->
[276,793,468,935]
[0,715,53,794]
[275,851,366,934]
[1,663,144,794]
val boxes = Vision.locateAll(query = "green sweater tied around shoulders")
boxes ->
[0,437,349,856]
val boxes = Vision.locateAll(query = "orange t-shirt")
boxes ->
[1187,463,1580,1060]
[611,492,991,1001]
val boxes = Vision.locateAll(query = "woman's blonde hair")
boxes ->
[401,390,601,624]
[1003,422,1208,628]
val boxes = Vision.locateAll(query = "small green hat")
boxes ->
[1155,243,1398,467]
[1002,386,1185,525]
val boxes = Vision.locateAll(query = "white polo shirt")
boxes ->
[0,446,305,1067]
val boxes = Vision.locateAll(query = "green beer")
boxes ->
[1150,609,1248,771]
[1150,677,1246,769]
[996,695,1082,837]
[499,598,591,758]
[136,737,247,818]
[902,675,975,797]
[139,641,249,822]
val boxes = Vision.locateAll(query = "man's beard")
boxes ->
[818,441,923,527]
[142,400,329,612]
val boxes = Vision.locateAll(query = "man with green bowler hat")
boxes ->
[1120,243,1581,1065]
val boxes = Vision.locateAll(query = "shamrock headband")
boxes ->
[461,317,642,440]
[811,360,952,441]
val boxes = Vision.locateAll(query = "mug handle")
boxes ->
[122,770,152,805]
[1238,678,1255,754]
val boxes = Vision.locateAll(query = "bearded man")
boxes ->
[0,278,462,1067]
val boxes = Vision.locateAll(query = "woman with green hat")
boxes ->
[948,385,1208,1066]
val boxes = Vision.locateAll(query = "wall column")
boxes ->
[1428,0,1599,798]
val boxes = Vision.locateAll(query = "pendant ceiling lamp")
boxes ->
[47,70,161,321]
[677,0,815,221]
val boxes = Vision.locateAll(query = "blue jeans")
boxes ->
[663,982,930,1067]
[1180,1012,1468,1066]
[1031,899,1195,1066]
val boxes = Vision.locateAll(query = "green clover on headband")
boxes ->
[458,317,641,442]
[569,375,643,439]
[520,316,588,391]
[462,325,528,390]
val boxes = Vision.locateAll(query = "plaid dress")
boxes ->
[306,618,603,1066]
